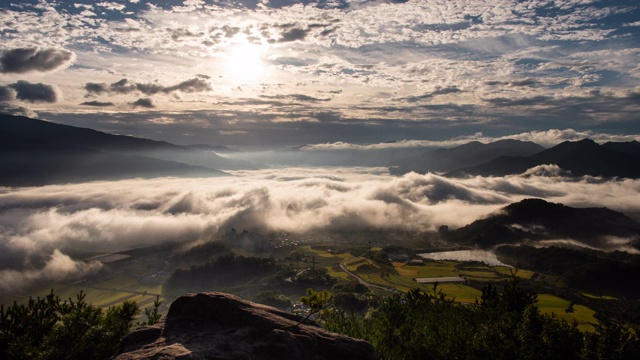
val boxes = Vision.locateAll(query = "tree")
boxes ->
[287,288,333,328]
[137,295,162,326]
[0,290,139,360]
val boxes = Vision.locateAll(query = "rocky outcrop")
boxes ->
[113,292,375,360]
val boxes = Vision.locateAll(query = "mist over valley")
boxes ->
[2,1,640,357]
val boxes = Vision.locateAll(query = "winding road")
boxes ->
[339,259,401,294]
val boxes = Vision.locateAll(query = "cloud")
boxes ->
[0,48,75,73]
[84,76,212,96]
[397,86,463,103]
[279,28,310,42]
[9,81,58,103]
[1,167,639,292]
[0,103,37,117]
[0,250,102,294]
[164,77,212,93]
[0,86,16,101]
[261,94,331,102]
[131,98,154,108]
[96,2,127,11]
[80,100,114,107]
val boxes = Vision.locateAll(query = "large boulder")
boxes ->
[113,292,375,360]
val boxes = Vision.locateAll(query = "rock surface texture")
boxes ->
[112,292,375,360]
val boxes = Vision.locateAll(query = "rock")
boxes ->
[112,292,375,360]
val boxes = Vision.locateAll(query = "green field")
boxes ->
[536,294,598,332]
[1,276,163,311]
[395,260,458,278]
[493,266,536,279]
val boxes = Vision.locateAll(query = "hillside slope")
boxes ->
[444,198,640,250]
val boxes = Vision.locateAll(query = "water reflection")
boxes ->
[419,250,508,266]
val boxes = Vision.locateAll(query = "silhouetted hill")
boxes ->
[0,131,225,186]
[447,139,640,178]
[444,198,640,249]
[602,140,640,158]
[0,114,257,171]
[390,139,544,175]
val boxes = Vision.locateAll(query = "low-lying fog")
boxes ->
[1,165,640,293]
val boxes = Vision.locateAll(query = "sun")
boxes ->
[224,42,266,84]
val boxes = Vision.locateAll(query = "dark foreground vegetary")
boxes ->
[322,278,640,360]
[2,278,638,360]
[0,291,139,360]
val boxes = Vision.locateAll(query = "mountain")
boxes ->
[114,292,375,360]
[443,198,640,250]
[602,140,640,158]
[0,114,257,171]
[0,131,225,186]
[447,139,640,178]
[389,139,545,175]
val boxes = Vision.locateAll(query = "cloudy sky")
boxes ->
[0,0,638,147]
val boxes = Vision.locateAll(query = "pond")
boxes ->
[419,250,509,266]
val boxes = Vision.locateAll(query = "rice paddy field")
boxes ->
[1,276,163,311]
[302,248,601,330]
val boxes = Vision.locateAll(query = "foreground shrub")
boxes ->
[0,290,139,360]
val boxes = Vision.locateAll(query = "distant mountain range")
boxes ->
[389,139,544,175]
[445,139,640,178]
[0,114,258,186]
[443,198,640,251]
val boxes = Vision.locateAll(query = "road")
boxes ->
[339,259,400,294]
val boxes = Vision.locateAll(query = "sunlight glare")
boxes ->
[224,42,266,84]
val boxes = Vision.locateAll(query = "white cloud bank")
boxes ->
[1,167,639,292]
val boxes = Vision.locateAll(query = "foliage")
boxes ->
[293,268,337,288]
[253,291,292,310]
[496,245,640,298]
[0,290,139,360]
[323,277,640,360]
[137,296,162,326]
[301,288,334,318]
[329,283,371,313]
[163,254,279,296]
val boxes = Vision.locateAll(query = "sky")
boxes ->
[0,0,639,147]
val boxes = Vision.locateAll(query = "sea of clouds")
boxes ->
[1,166,640,293]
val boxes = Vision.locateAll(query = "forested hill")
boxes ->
[444,198,640,250]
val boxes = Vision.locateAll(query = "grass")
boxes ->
[493,266,536,279]
[536,293,599,332]
[437,284,483,303]
[326,265,350,280]
[344,257,376,272]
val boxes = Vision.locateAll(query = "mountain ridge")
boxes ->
[390,139,545,175]
[0,114,240,186]
[0,114,257,172]
[446,139,640,178]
